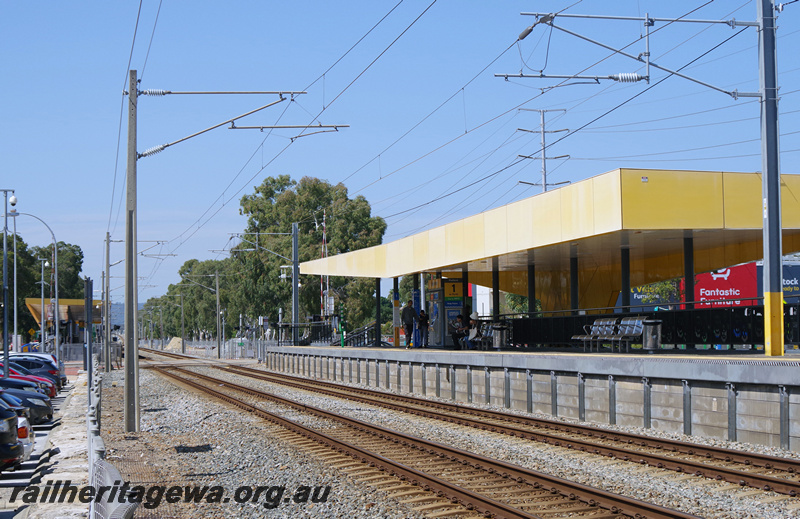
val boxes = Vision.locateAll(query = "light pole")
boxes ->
[9,209,18,352]
[164,294,185,354]
[15,212,59,364]
[2,190,17,379]
[38,259,48,347]
[180,274,221,358]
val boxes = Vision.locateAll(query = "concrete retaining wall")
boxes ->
[266,347,800,451]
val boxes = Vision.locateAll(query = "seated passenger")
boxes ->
[464,312,482,350]
[450,314,467,350]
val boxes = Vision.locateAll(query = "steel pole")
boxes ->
[180,292,185,355]
[104,232,111,372]
[759,0,783,356]
[39,259,46,347]
[292,222,299,345]
[216,271,221,359]
[84,278,92,384]
[12,213,17,352]
[2,191,9,379]
[540,110,547,192]
[53,232,59,364]
[124,69,139,431]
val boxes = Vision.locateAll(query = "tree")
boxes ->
[30,242,84,300]
[640,279,683,307]
[0,235,85,343]
[2,232,39,339]
[504,293,542,315]
[235,175,387,329]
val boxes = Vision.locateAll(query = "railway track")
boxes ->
[207,361,800,498]
[148,363,699,519]
[141,349,800,501]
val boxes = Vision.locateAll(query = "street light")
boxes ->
[15,212,59,365]
[7,209,18,353]
[163,294,185,354]
[38,259,48,347]
[179,272,222,358]
[2,190,16,378]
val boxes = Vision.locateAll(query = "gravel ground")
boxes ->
[193,364,800,519]
[100,369,425,519]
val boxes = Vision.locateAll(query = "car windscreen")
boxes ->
[0,393,23,407]
[9,364,32,375]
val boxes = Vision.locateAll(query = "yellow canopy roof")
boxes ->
[300,168,800,310]
[25,298,104,326]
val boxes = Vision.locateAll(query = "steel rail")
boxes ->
[153,363,699,519]
[218,362,800,496]
[141,350,800,480]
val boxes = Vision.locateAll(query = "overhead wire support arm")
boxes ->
[521,12,759,28]
[230,123,350,141]
[138,97,288,158]
[497,72,644,83]
[139,90,308,96]
[229,124,350,130]
[508,13,760,99]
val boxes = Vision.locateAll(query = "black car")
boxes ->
[0,393,30,421]
[0,377,43,395]
[9,356,64,387]
[0,399,23,472]
[9,362,60,390]
[0,389,51,425]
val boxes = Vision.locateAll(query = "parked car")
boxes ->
[15,415,32,463]
[0,366,55,398]
[0,399,23,472]
[9,362,60,390]
[0,377,43,395]
[0,394,32,464]
[0,389,51,424]
[10,354,66,386]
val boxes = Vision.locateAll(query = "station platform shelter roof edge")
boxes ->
[25,298,103,327]
[300,168,800,311]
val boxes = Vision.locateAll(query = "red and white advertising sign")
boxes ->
[694,262,758,307]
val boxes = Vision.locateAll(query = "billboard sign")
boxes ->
[694,262,758,307]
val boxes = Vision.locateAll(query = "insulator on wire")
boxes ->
[138,145,167,158]
[613,73,644,83]
[141,89,168,96]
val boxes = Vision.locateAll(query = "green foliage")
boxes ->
[233,175,386,329]
[639,279,683,305]
[503,293,542,315]
[31,242,84,299]
[147,175,387,337]
[0,234,84,340]
[398,275,415,305]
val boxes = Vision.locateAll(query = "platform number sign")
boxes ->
[444,282,463,298]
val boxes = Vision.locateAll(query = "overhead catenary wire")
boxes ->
[164,0,437,248]
[355,0,719,217]
[107,0,145,236]
[385,13,751,234]
[140,1,436,292]
[370,2,723,228]
[139,0,163,81]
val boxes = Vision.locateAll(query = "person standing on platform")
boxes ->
[418,310,430,348]
[401,300,418,349]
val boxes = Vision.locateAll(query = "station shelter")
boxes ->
[300,168,800,355]
[24,298,103,347]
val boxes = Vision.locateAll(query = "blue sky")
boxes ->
[1,1,798,305]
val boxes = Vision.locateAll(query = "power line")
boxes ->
[141,1,435,292]
[384,9,752,235]
[140,0,164,81]
[106,0,145,236]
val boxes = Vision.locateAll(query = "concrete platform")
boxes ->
[265,345,800,451]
